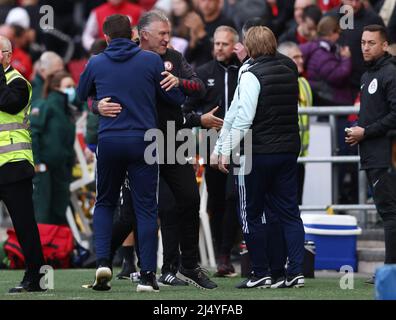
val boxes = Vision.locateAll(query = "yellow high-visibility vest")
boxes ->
[298,77,313,157]
[0,68,33,167]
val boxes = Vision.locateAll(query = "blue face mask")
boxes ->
[63,87,76,104]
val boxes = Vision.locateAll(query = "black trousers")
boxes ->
[111,163,200,272]
[205,165,240,257]
[110,178,139,264]
[297,163,305,205]
[159,163,200,272]
[0,177,45,274]
[366,168,396,264]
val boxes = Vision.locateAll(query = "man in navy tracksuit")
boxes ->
[77,14,185,293]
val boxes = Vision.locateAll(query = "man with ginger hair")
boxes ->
[211,26,305,289]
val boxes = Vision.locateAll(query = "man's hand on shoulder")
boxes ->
[160,71,180,91]
[98,97,122,117]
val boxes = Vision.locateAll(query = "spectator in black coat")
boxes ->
[374,0,396,44]
[279,4,322,45]
[264,0,295,37]
[184,0,235,68]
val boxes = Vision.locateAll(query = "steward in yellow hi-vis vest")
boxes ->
[0,68,33,166]
[297,76,312,205]
[0,36,45,293]
[298,76,312,158]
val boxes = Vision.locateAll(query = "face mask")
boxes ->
[63,87,76,104]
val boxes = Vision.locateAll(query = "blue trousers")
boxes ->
[94,136,158,272]
[235,153,305,277]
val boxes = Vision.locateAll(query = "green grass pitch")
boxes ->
[0,269,375,300]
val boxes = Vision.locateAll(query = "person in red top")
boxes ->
[138,0,156,11]
[10,25,33,80]
[82,0,143,51]
[11,47,32,80]
[267,0,279,17]
[264,0,294,36]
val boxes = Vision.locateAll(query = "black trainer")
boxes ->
[276,273,305,288]
[137,271,160,292]
[235,272,272,289]
[158,272,188,286]
[270,276,286,289]
[178,266,217,290]
[116,259,137,280]
[9,272,47,293]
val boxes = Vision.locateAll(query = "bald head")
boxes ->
[39,51,64,78]
[0,35,13,68]
[0,36,12,51]
[0,24,15,40]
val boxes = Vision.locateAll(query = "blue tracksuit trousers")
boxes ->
[94,135,158,272]
[235,153,305,277]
